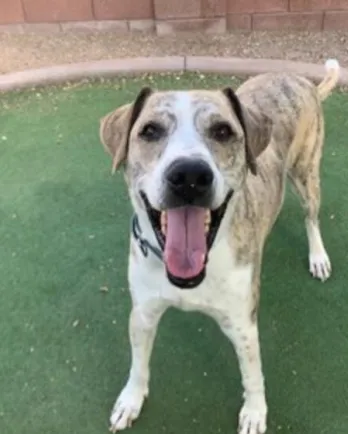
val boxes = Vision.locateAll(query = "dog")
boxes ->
[99,59,339,434]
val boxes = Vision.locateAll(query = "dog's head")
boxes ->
[100,87,271,289]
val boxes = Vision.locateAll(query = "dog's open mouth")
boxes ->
[140,192,233,289]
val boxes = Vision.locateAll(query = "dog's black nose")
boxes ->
[165,158,214,202]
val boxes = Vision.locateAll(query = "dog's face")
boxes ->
[100,87,270,289]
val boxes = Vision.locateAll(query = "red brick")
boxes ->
[201,0,226,17]
[22,0,93,22]
[324,11,348,29]
[0,0,24,24]
[156,17,226,34]
[93,0,153,20]
[252,11,323,30]
[154,0,201,19]
[227,13,251,30]
[290,0,348,11]
[227,0,287,13]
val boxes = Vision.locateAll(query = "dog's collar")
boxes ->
[131,214,163,262]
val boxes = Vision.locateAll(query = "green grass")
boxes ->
[1,72,348,434]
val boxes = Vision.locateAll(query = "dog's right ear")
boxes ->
[99,87,152,174]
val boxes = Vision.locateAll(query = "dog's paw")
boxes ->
[309,250,331,282]
[238,394,267,434]
[109,383,148,432]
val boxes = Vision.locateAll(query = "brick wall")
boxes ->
[1,0,348,32]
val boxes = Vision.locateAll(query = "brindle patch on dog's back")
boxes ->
[229,73,324,266]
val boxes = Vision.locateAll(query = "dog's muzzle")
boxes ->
[141,158,233,290]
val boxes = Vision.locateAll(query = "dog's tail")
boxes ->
[317,58,340,101]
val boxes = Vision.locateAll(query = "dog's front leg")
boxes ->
[217,301,267,434]
[110,301,167,432]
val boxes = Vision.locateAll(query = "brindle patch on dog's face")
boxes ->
[126,90,249,211]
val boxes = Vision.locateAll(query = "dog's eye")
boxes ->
[209,122,234,142]
[139,122,165,142]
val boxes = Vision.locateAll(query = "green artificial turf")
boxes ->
[1,72,348,434]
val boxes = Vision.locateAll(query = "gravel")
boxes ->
[1,30,348,74]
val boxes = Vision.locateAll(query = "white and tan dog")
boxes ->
[99,59,339,434]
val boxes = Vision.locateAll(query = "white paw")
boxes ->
[238,395,267,434]
[309,250,331,282]
[109,383,148,432]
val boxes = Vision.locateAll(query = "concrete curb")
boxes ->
[1,56,348,92]
[186,57,348,84]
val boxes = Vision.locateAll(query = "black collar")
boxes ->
[131,214,163,262]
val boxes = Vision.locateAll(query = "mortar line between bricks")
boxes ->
[91,0,96,21]
[20,0,28,22]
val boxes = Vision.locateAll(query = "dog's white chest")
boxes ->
[130,237,253,318]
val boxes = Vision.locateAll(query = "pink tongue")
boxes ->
[164,207,207,280]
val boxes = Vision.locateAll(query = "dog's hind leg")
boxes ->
[288,117,331,281]
[110,301,167,432]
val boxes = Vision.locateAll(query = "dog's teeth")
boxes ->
[204,210,211,234]
[160,212,167,236]
[205,210,211,224]
[160,211,167,225]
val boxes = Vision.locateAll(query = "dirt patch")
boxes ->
[1,30,348,74]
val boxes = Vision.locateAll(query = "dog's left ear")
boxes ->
[222,87,272,175]
[99,87,152,173]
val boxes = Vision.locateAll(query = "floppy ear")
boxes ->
[99,87,152,173]
[222,87,272,176]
